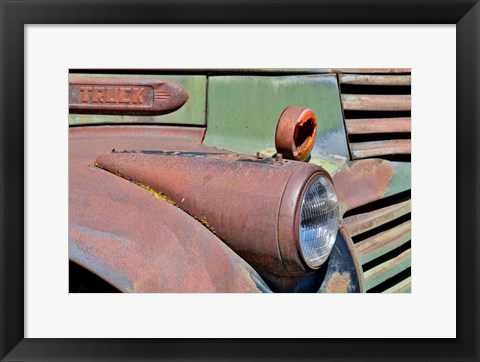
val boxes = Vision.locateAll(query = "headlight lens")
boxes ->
[299,175,339,268]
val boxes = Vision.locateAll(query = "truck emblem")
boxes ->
[69,76,188,114]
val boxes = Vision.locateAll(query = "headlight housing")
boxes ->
[298,175,339,268]
[97,150,339,278]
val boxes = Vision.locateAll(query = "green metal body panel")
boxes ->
[203,75,350,159]
[386,161,411,197]
[309,154,349,176]
[68,74,207,126]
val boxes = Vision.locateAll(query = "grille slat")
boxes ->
[333,68,411,74]
[383,276,412,293]
[341,94,411,111]
[355,220,411,264]
[363,248,411,291]
[350,139,411,159]
[340,74,411,86]
[345,117,411,134]
[344,199,411,237]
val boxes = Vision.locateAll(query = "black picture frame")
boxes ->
[1,0,479,361]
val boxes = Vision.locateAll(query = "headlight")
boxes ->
[97,151,339,279]
[298,175,339,268]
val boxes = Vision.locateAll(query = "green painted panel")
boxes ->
[203,75,350,158]
[68,74,206,126]
[385,161,411,197]
[309,154,349,176]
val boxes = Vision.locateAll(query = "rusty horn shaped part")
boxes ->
[96,151,331,277]
[275,106,317,161]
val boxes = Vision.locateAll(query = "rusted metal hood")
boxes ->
[69,126,271,293]
[70,166,270,293]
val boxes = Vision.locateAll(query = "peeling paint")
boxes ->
[325,271,351,293]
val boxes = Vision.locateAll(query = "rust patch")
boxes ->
[333,159,395,216]
[94,161,217,234]
[325,271,351,293]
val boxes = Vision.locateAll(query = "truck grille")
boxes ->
[343,190,411,293]
[337,70,412,292]
[339,72,411,160]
